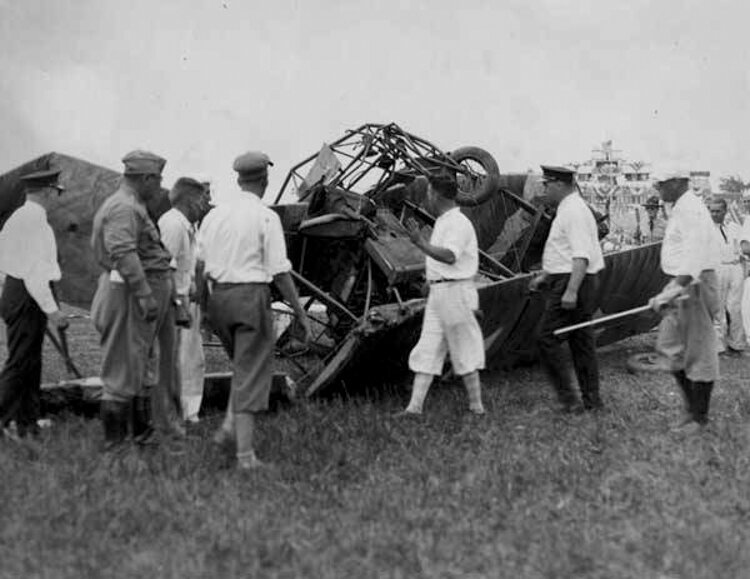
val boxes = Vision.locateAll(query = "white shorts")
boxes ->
[408,281,485,376]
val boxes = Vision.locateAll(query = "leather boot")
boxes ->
[131,396,156,444]
[691,381,714,425]
[673,371,696,412]
[101,400,130,451]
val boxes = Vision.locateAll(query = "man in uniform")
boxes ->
[0,168,69,438]
[636,195,667,243]
[91,150,179,449]
[198,151,312,470]
[158,177,206,424]
[649,173,720,432]
[529,165,605,412]
[708,197,745,354]
[399,172,486,416]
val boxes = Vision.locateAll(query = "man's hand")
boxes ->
[47,310,69,331]
[528,272,548,293]
[649,280,688,312]
[137,294,159,322]
[561,288,578,310]
[405,217,426,248]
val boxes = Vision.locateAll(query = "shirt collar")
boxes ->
[673,189,697,210]
[436,206,461,221]
[557,191,579,210]
[120,182,147,208]
[171,207,193,231]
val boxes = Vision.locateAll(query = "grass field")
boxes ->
[1,313,750,579]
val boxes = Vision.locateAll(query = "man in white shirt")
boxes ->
[158,177,206,424]
[708,197,745,353]
[649,173,721,432]
[399,172,486,416]
[198,151,312,470]
[529,165,605,413]
[0,168,69,437]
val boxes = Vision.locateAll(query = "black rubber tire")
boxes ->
[450,146,501,206]
[625,352,671,374]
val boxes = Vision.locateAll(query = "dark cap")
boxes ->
[122,150,166,175]
[642,195,661,208]
[233,151,273,179]
[20,168,64,192]
[540,165,576,184]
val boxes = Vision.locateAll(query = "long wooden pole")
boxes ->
[553,304,652,337]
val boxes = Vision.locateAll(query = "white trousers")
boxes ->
[408,281,485,376]
[177,303,206,421]
[742,276,750,346]
[715,263,745,351]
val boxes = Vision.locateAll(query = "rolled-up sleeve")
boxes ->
[265,213,292,276]
[104,204,150,296]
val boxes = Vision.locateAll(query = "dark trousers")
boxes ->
[537,273,601,407]
[0,276,47,434]
[208,283,274,414]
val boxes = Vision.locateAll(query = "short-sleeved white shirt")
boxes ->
[197,192,291,283]
[426,207,478,281]
[542,193,604,274]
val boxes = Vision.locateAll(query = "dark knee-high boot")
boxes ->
[101,400,130,451]
[673,370,696,420]
[131,395,155,443]
[692,381,714,425]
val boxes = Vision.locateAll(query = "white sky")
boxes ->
[1,0,748,200]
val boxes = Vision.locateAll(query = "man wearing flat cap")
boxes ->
[0,167,69,438]
[91,150,181,450]
[529,165,605,413]
[198,150,312,470]
[649,173,721,433]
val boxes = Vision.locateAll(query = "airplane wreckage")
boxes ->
[0,123,669,410]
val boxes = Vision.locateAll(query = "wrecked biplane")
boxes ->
[0,125,668,408]
[266,123,668,396]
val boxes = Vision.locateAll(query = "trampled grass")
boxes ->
[1,316,750,579]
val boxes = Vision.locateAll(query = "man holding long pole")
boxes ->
[650,172,721,433]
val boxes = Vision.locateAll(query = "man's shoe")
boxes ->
[212,427,235,451]
[468,406,486,416]
[671,419,703,435]
[561,401,584,415]
[583,400,605,412]
[392,409,423,419]
[237,456,274,471]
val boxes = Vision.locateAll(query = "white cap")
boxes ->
[653,170,690,184]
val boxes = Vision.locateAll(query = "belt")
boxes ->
[428,278,471,285]
[212,281,268,289]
